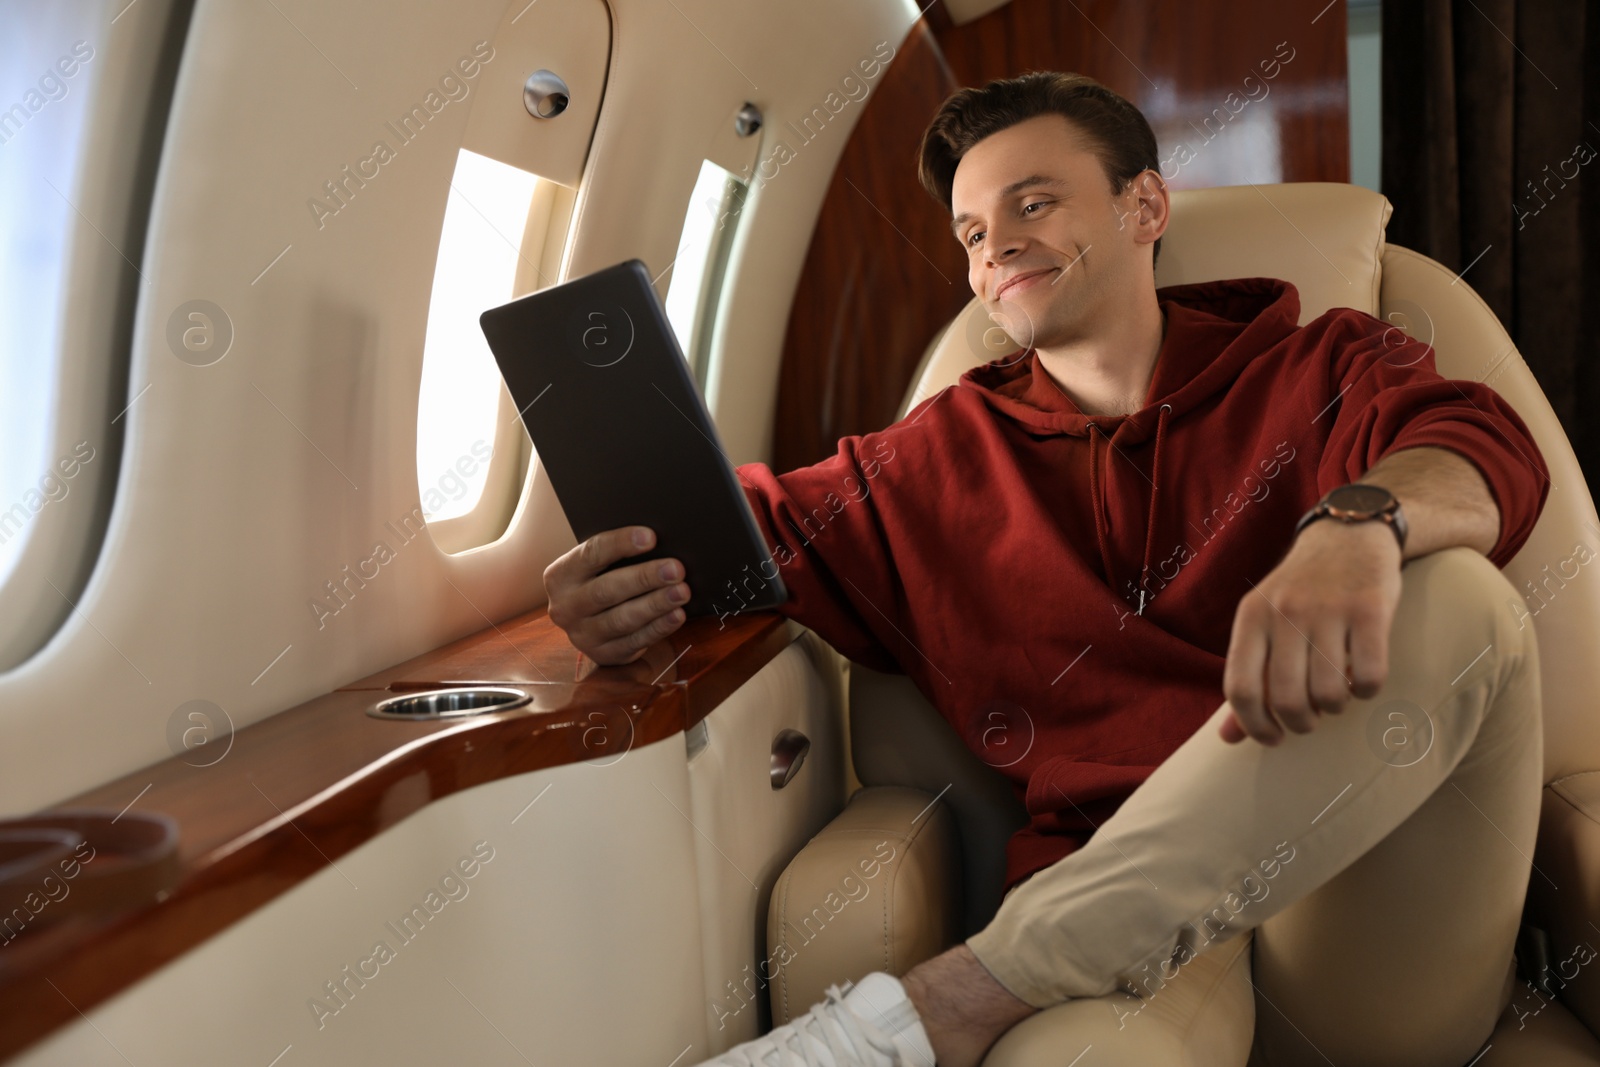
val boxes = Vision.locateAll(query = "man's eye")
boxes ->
[967,230,985,247]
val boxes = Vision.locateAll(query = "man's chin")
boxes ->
[988,291,1073,351]
[973,299,1038,354]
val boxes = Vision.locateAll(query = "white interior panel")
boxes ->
[460,0,610,186]
[688,637,848,1052]
[0,0,920,814]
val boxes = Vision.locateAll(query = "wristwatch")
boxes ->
[1294,483,1408,552]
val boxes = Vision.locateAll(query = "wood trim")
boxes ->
[0,606,793,1062]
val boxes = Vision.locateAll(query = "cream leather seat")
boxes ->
[765,183,1600,1064]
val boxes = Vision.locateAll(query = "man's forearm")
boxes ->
[1357,446,1501,562]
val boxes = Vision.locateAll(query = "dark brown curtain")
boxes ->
[1382,0,1600,494]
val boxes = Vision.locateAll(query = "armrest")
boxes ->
[1525,774,1600,1038]
[766,785,961,1024]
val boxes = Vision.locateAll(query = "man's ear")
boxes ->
[1125,169,1170,248]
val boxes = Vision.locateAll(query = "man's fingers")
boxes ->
[1219,712,1249,744]
[582,557,684,618]
[584,525,657,574]
[587,603,686,664]
[1219,527,1403,746]
[553,527,656,591]
[585,581,690,644]
[1306,620,1352,714]
[1265,616,1317,735]
[1347,604,1391,698]
[541,526,699,665]
[1222,602,1276,745]
[546,527,669,633]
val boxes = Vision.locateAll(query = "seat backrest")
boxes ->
[851,182,1600,931]
[1378,245,1600,782]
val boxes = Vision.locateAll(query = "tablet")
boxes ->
[479,258,787,620]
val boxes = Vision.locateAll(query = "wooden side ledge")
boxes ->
[0,606,794,1062]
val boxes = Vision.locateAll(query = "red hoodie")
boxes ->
[735,278,1549,894]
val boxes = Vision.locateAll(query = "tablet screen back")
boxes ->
[479,258,786,620]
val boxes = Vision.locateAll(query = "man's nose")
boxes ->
[983,226,1026,268]
[982,244,1025,290]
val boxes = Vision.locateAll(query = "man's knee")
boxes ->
[1393,547,1535,680]
[1398,547,1518,619]
[1386,548,1541,766]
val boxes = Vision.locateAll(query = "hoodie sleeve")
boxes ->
[735,433,906,674]
[1317,310,1550,568]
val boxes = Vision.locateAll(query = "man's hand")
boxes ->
[1220,520,1403,745]
[544,526,689,665]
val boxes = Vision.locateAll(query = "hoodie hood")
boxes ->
[958,277,1302,443]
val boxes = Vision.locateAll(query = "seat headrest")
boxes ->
[1154,182,1392,318]
[900,182,1394,418]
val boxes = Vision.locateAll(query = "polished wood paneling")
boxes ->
[340,605,795,722]
[0,812,178,922]
[771,21,971,473]
[0,607,792,1061]
[935,0,1350,188]
[773,0,1350,470]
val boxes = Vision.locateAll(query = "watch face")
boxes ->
[1326,483,1394,517]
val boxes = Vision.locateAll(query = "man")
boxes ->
[545,72,1549,1066]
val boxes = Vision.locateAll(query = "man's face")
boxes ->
[949,114,1161,350]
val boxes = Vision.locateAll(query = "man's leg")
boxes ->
[962,547,1543,1067]
[980,929,1256,1066]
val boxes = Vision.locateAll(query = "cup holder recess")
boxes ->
[367,687,532,721]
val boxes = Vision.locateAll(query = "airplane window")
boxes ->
[665,159,747,393]
[0,4,96,591]
[416,147,541,524]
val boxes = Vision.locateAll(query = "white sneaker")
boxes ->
[707,972,936,1067]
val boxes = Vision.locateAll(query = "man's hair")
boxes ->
[917,70,1162,264]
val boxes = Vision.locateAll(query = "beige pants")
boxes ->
[965,548,1544,1067]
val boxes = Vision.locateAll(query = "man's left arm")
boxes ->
[1221,446,1502,745]
[1221,316,1551,746]
[1362,445,1502,558]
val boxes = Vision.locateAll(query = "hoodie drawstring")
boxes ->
[1135,404,1172,616]
[1087,424,1116,591]
[1089,404,1171,617]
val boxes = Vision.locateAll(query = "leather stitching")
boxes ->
[775,863,793,1022]
[1370,193,1389,315]
[881,833,892,975]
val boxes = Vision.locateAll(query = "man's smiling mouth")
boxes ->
[995,267,1059,300]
